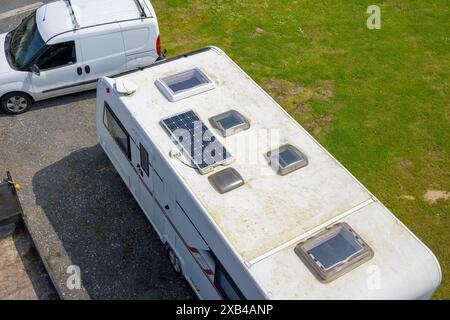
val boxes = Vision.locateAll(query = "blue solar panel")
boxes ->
[161,110,232,173]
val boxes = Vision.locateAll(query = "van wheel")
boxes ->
[167,247,182,275]
[1,93,32,115]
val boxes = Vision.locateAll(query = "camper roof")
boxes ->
[107,47,441,298]
[110,47,374,261]
[36,0,153,42]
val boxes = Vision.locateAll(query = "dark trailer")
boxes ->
[0,171,23,235]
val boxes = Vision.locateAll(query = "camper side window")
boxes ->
[139,143,150,176]
[103,103,131,160]
[214,262,245,300]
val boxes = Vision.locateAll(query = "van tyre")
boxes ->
[1,93,32,115]
[167,247,182,275]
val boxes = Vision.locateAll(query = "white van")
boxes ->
[96,47,441,300]
[0,0,161,114]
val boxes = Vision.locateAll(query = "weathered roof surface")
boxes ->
[116,47,372,262]
[250,201,441,299]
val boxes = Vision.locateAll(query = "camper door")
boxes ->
[131,134,153,207]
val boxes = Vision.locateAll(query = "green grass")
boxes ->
[153,0,450,299]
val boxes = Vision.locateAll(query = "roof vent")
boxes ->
[115,78,138,95]
[295,223,374,283]
[266,144,308,176]
[208,168,244,194]
[210,110,250,137]
[155,68,215,102]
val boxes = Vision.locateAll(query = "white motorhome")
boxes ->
[0,0,161,114]
[96,47,441,300]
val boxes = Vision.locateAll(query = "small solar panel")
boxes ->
[161,110,232,174]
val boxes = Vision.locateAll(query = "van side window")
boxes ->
[37,41,76,70]
[139,143,150,176]
[214,262,245,300]
[103,102,131,160]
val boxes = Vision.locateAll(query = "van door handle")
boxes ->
[136,164,143,177]
[77,67,82,75]
[85,65,90,74]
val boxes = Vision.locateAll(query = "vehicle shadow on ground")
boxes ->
[32,145,194,300]
[0,91,96,118]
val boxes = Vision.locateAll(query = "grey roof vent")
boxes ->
[155,68,215,102]
[208,168,244,194]
[266,144,308,176]
[209,110,250,137]
[294,223,374,283]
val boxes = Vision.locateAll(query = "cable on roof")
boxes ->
[169,150,196,169]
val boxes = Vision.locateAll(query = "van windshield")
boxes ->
[9,13,45,69]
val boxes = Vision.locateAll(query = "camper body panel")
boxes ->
[96,47,441,299]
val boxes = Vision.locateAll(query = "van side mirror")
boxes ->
[30,64,40,76]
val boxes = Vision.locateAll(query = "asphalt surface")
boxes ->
[0,1,194,299]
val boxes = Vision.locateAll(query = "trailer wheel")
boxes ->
[167,247,182,275]
[1,92,33,115]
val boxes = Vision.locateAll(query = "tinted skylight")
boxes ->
[266,144,308,175]
[295,223,374,283]
[161,110,232,175]
[210,110,250,137]
[155,68,215,102]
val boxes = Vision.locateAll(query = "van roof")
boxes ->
[36,0,153,42]
[108,47,440,298]
[112,47,374,262]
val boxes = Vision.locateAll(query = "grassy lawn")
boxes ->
[153,0,449,299]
